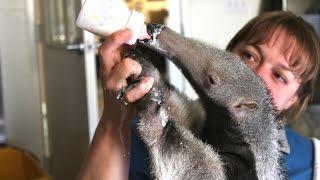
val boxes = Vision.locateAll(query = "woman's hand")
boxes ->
[98,28,154,124]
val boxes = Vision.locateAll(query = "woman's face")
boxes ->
[232,30,301,111]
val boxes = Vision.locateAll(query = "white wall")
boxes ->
[0,0,45,163]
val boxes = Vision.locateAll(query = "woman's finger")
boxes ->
[123,76,154,103]
[105,58,142,92]
[98,29,133,77]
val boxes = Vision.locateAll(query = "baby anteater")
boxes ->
[120,24,283,180]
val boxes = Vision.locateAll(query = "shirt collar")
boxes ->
[278,125,290,154]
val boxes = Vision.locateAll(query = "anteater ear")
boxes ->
[231,98,258,116]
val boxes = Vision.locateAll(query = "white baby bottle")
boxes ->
[76,0,148,45]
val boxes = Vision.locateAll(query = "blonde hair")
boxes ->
[226,11,320,121]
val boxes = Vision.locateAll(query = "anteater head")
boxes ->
[143,24,278,140]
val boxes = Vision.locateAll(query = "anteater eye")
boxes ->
[209,76,216,85]
[207,74,219,86]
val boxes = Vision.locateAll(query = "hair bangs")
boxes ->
[286,24,319,84]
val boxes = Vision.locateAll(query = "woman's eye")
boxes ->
[242,52,255,62]
[274,73,287,84]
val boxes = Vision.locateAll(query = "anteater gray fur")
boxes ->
[124,24,283,180]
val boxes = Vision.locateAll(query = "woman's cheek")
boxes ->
[269,88,284,111]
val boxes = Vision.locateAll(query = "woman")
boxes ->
[227,11,320,180]
[79,11,320,179]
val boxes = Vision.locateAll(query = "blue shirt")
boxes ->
[129,119,314,180]
[129,118,151,180]
[283,127,314,180]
